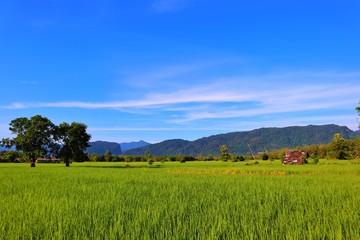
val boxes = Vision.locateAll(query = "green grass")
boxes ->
[0,160,359,239]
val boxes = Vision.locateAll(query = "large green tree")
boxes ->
[57,122,91,167]
[1,115,57,167]
[1,116,91,167]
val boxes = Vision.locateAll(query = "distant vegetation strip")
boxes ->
[1,132,360,163]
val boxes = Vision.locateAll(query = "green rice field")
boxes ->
[1,160,360,239]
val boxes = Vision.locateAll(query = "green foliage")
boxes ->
[57,122,91,166]
[112,155,125,162]
[145,150,154,165]
[0,150,22,163]
[167,156,177,162]
[219,145,231,162]
[307,156,320,165]
[1,116,91,167]
[220,144,228,154]
[104,150,112,162]
[1,115,57,167]
[327,133,352,160]
[260,152,269,160]
[90,153,105,162]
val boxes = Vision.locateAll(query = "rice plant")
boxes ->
[0,161,359,239]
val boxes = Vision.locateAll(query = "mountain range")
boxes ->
[120,140,150,152]
[125,124,359,156]
[86,140,150,155]
[1,125,359,156]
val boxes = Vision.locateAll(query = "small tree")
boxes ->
[260,152,269,160]
[219,145,231,161]
[104,150,112,162]
[145,150,154,165]
[327,133,351,160]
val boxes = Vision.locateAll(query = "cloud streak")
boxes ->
[3,71,359,128]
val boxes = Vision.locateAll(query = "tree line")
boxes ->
[1,115,91,167]
[1,102,360,165]
[1,132,359,164]
[91,132,360,163]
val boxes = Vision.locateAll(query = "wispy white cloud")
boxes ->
[207,115,357,130]
[5,103,26,109]
[169,81,359,122]
[3,71,359,127]
[87,114,359,135]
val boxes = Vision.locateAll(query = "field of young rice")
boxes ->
[0,161,359,239]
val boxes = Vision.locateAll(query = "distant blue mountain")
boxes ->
[121,140,150,152]
[0,146,15,151]
[126,124,359,156]
[86,141,122,155]
[85,140,150,155]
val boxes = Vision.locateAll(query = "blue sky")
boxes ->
[0,0,359,143]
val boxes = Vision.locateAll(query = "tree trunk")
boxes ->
[65,158,70,167]
[30,160,36,167]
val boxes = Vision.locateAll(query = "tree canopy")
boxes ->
[57,122,91,167]
[327,133,351,160]
[1,115,57,167]
[219,145,231,161]
[1,115,91,167]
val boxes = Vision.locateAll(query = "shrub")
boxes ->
[260,153,269,160]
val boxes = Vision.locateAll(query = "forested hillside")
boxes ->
[86,140,150,155]
[86,141,122,155]
[125,125,358,156]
